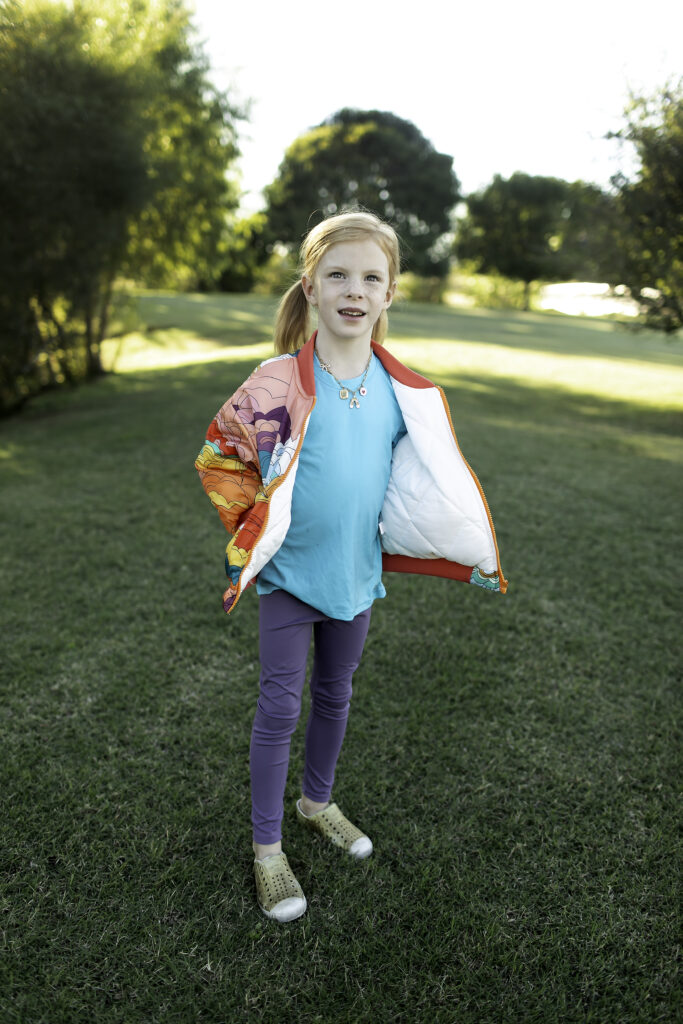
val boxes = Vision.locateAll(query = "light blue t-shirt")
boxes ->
[256,353,406,620]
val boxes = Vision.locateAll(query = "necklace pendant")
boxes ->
[359,386,367,397]
[349,396,360,409]
[339,388,349,400]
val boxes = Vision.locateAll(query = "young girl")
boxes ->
[195,210,507,922]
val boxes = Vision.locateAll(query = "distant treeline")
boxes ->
[1,0,680,413]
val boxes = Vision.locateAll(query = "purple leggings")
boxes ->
[250,589,372,844]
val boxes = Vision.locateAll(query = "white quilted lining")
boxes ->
[243,379,498,589]
[380,382,497,573]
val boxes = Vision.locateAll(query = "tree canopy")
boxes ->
[607,82,683,333]
[0,0,242,412]
[262,109,460,276]
[455,173,579,308]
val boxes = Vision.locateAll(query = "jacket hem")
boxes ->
[382,553,474,582]
[382,553,508,593]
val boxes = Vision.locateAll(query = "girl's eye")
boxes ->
[366,275,380,282]
[330,271,344,278]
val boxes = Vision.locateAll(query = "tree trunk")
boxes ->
[523,280,531,311]
[84,289,104,379]
[38,298,76,385]
[94,273,115,372]
[84,275,115,379]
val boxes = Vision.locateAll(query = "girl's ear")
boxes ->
[384,281,397,309]
[301,275,317,306]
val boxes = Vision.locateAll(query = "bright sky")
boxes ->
[190,0,682,215]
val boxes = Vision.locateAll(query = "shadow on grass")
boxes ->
[130,292,279,346]
[385,301,678,364]
[4,351,681,468]
[437,371,683,443]
[125,291,682,365]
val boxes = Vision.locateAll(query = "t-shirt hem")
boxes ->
[255,580,384,621]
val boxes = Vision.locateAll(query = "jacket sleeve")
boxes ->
[195,384,263,536]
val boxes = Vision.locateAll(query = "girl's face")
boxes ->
[302,239,396,348]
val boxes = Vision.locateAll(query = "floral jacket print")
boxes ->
[195,332,507,614]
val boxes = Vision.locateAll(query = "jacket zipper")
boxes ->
[226,381,507,608]
[437,386,508,593]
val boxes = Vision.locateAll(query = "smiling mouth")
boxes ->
[338,308,366,317]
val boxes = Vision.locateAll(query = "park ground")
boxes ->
[0,295,681,1022]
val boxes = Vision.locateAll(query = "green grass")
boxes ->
[1,295,681,1022]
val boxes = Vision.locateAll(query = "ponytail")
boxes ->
[273,281,310,355]
[373,309,388,346]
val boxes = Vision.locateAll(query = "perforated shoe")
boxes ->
[253,852,307,922]
[296,799,373,859]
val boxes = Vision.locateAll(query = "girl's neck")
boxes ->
[314,330,372,379]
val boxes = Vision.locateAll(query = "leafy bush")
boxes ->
[451,264,540,310]
[397,273,448,303]
[251,249,299,296]
[0,0,241,414]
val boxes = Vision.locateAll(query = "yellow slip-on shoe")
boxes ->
[253,852,307,922]
[296,800,373,859]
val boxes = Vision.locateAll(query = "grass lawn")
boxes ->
[1,294,681,1023]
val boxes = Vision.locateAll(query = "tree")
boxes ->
[455,173,577,309]
[218,213,268,292]
[557,182,621,284]
[607,82,683,333]
[0,0,147,401]
[262,109,460,276]
[118,2,243,289]
[0,0,242,413]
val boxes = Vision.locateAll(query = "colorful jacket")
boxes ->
[195,332,508,614]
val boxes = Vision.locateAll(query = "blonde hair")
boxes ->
[273,210,401,354]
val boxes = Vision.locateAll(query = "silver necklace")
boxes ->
[315,349,372,409]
